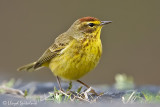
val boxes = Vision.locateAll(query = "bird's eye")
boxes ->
[88,23,95,27]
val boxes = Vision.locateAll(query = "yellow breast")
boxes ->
[49,37,102,80]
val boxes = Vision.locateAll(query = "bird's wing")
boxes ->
[34,34,74,69]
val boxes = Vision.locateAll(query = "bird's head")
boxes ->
[68,17,112,38]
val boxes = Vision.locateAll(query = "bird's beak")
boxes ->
[100,21,112,25]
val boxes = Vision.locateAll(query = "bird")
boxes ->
[17,17,112,94]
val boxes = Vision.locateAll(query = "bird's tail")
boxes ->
[17,62,38,72]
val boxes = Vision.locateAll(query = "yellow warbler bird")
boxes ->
[17,17,112,92]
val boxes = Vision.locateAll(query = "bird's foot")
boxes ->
[88,87,104,96]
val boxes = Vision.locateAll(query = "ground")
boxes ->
[0,79,160,107]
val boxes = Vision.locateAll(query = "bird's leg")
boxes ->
[77,80,90,88]
[77,80,99,96]
[56,76,63,91]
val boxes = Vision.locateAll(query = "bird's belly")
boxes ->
[49,41,102,80]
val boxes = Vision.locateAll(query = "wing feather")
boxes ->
[34,33,74,69]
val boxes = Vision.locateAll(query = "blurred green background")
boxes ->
[0,0,160,85]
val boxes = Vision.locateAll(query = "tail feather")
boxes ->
[17,62,37,72]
